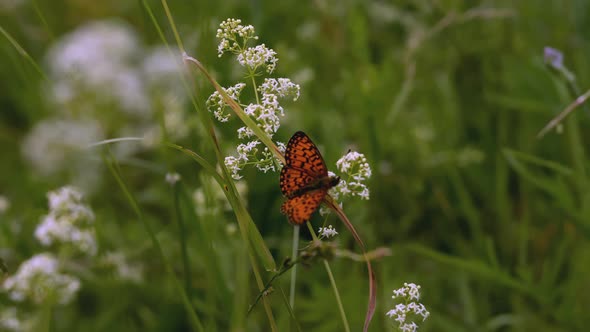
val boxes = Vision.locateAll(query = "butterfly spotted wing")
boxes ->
[280,189,328,225]
[279,131,339,225]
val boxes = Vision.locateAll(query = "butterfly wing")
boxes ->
[279,166,315,196]
[280,189,328,225]
[284,131,328,178]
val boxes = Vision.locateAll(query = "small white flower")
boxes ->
[165,172,181,185]
[35,186,97,256]
[22,118,104,176]
[336,151,372,178]
[331,151,372,200]
[236,140,260,160]
[276,141,287,154]
[237,126,255,139]
[211,19,295,181]
[387,282,429,331]
[318,225,338,238]
[0,195,9,214]
[206,83,246,122]
[0,307,23,331]
[237,44,278,73]
[224,156,243,180]
[259,78,300,101]
[3,253,80,305]
[226,223,238,235]
[102,252,143,282]
[46,20,150,116]
[216,18,258,56]
[400,322,418,332]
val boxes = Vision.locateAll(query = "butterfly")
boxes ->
[280,131,340,225]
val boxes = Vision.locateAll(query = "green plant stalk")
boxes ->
[183,54,284,163]
[564,113,588,213]
[306,222,351,332]
[248,69,261,105]
[289,225,300,310]
[146,0,276,270]
[0,25,47,80]
[447,166,483,244]
[32,0,54,41]
[231,241,249,331]
[278,286,303,332]
[177,52,279,327]
[172,183,192,293]
[407,244,541,301]
[103,151,205,332]
[141,9,278,330]
[551,78,589,214]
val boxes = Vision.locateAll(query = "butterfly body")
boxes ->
[285,174,340,199]
[280,131,339,225]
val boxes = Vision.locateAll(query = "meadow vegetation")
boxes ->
[1,1,589,331]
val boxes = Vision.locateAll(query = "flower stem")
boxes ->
[289,225,300,309]
[306,222,350,332]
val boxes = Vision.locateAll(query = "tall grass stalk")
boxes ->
[306,222,351,332]
[289,225,300,310]
[102,149,205,332]
[142,2,281,329]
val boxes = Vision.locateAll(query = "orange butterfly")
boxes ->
[280,131,340,225]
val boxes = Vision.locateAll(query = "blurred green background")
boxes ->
[1,0,590,331]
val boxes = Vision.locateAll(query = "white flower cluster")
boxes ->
[22,118,104,176]
[216,18,258,57]
[165,172,181,185]
[331,151,372,200]
[0,307,24,331]
[259,78,301,101]
[386,283,430,332]
[318,225,338,238]
[35,186,97,255]
[102,252,143,283]
[209,19,300,181]
[26,20,190,187]
[237,44,278,74]
[46,20,148,116]
[0,195,10,214]
[206,83,247,123]
[3,253,80,305]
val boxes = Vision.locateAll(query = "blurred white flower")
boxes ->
[0,195,9,214]
[387,283,430,332]
[193,175,248,216]
[22,118,104,176]
[102,252,143,283]
[142,46,185,90]
[456,147,485,167]
[3,253,80,305]
[0,307,23,331]
[35,186,97,256]
[0,0,24,12]
[46,19,150,116]
[165,172,181,185]
[225,222,238,235]
[141,47,191,144]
